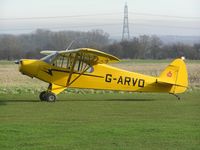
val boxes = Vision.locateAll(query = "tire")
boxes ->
[39,91,47,101]
[46,92,56,102]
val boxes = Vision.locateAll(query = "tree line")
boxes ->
[105,35,200,59]
[0,29,109,60]
[0,29,199,60]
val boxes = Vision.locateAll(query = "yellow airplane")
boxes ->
[15,48,188,102]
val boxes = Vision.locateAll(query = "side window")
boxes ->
[52,55,66,68]
[51,53,93,73]
[74,60,91,73]
[52,56,63,68]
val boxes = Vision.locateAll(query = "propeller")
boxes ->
[14,60,22,65]
[14,60,20,64]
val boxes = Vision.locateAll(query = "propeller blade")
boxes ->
[15,60,20,64]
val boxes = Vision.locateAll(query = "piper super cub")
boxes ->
[15,48,188,102]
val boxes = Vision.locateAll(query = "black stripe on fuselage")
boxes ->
[43,68,104,78]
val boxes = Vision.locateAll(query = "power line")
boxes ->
[130,23,200,30]
[129,12,200,20]
[0,12,122,21]
[1,22,200,33]
[1,11,200,21]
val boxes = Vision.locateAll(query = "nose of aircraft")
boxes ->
[15,59,39,78]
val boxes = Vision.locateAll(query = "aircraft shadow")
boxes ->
[59,98,155,102]
[0,98,155,105]
[0,100,39,104]
[0,101,6,105]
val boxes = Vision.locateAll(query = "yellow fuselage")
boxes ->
[19,59,173,94]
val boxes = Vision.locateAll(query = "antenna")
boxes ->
[122,2,130,41]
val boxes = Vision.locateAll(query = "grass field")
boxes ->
[0,60,200,150]
[0,92,200,150]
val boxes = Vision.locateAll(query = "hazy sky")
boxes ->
[1,0,200,37]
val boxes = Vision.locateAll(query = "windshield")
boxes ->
[41,52,58,64]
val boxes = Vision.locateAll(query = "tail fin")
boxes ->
[158,58,188,94]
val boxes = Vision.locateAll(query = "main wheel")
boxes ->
[46,92,56,102]
[39,91,47,101]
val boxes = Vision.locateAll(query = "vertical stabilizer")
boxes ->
[158,58,188,94]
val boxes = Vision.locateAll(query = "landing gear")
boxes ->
[39,91,47,101]
[46,92,56,102]
[39,91,56,102]
[170,93,181,100]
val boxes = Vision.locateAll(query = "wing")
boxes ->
[58,48,120,64]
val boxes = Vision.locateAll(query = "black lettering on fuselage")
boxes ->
[105,74,112,82]
[124,77,131,85]
[138,79,145,87]
[105,74,145,88]
[117,76,123,84]
[132,78,138,86]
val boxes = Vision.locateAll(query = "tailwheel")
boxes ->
[39,91,56,102]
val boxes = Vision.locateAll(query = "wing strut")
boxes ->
[66,53,78,86]
[66,52,95,87]
[67,65,91,87]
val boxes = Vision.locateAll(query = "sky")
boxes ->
[0,0,200,38]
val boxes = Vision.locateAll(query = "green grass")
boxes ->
[0,91,200,150]
[0,60,200,149]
